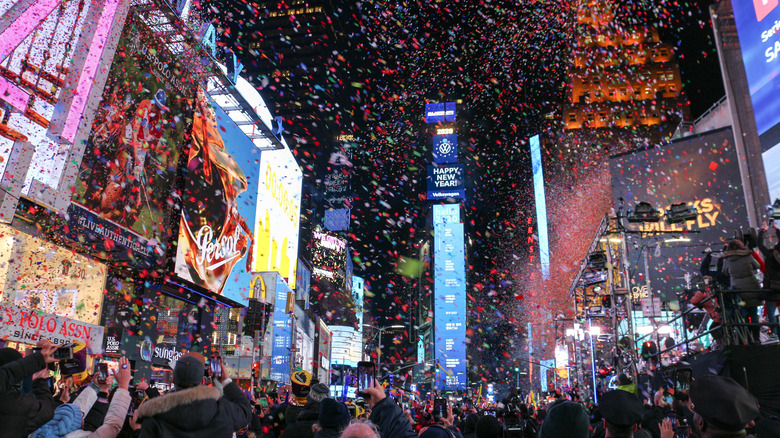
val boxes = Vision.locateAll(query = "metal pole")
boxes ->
[588,318,599,404]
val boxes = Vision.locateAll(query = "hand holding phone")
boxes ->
[674,368,693,401]
[433,398,447,422]
[357,361,376,395]
[97,363,109,385]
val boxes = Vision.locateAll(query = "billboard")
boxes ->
[432,133,458,164]
[323,149,352,209]
[253,144,302,289]
[434,222,467,391]
[426,164,465,200]
[530,135,550,280]
[174,91,260,304]
[310,230,356,325]
[269,275,293,382]
[424,102,457,123]
[731,0,780,202]
[731,0,780,137]
[609,127,749,301]
[433,204,460,225]
[69,12,196,267]
[0,0,126,202]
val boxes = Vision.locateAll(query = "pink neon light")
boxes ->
[0,77,31,111]
[61,0,121,143]
[0,0,63,61]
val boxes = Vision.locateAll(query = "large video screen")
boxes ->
[68,12,196,267]
[731,1,780,201]
[433,219,467,391]
[609,127,749,301]
[174,91,260,304]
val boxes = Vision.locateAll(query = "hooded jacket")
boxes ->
[369,397,418,438]
[722,249,761,304]
[0,375,57,438]
[136,381,252,438]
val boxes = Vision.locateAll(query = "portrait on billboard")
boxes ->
[174,88,258,301]
[69,13,196,266]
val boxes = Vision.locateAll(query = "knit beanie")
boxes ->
[30,404,82,438]
[318,398,351,430]
[309,383,330,403]
[290,370,312,404]
[539,401,590,438]
[0,347,22,367]
[174,355,205,388]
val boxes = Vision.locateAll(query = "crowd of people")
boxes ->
[2,339,779,438]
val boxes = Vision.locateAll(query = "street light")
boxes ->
[362,324,405,369]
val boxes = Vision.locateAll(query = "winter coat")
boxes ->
[0,352,45,394]
[279,401,321,438]
[0,375,57,438]
[313,429,340,438]
[64,388,132,438]
[136,381,252,438]
[722,249,762,304]
[369,397,418,438]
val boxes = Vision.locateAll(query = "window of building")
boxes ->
[569,113,577,123]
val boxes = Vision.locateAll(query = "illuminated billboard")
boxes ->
[434,221,467,391]
[609,127,749,301]
[731,1,780,137]
[432,133,458,164]
[731,1,780,201]
[424,102,457,123]
[68,12,197,267]
[426,164,465,200]
[0,0,126,205]
[310,230,356,326]
[253,144,302,289]
[530,135,550,280]
[269,274,293,382]
[433,204,460,225]
[174,91,260,304]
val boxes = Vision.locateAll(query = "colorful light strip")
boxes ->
[61,0,121,143]
[530,134,550,280]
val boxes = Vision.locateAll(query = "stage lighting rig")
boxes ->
[665,203,698,224]
[627,202,660,223]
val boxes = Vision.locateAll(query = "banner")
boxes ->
[0,304,105,354]
[174,91,259,303]
[69,12,197,267]
[427,164,465,200]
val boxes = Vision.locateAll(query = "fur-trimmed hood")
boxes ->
[137,385,222,429]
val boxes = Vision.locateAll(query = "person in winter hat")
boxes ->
[313,398,352,438]
[280,382,330,438]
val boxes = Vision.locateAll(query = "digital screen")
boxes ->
[424,102,457,123]
[253,142,302,289]
[426,164,465,200]
[69,13,196,267]
[731,0,780,137]
[609,127,750,301]
[433,204,460,225]
[174,92,260,304]
[270,275,293,382]
[530,135,550,280]
[432,133,458,163]
[434,221,467,390]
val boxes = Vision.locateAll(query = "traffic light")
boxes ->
[641,341,658,359]
[252,362,260,381]
[514,367,520,372]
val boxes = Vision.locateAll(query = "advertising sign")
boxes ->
[254,144,302,289]
[352,276,365,328]
[432,133,458,164]
[323,149,352,209]
[0,0,125,199]
[270,275,293,382]
[424,102,457,123]
[426,164,465,200]
[433,204,460,225]
[530,135,550,280]
[731,0,780,137]
[69,12,197,267]
[434,222,467,390]
[174,92,259,304]
[0,304,105,354]
[609,127,749,301]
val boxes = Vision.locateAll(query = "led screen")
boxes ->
[424,102,457,123]
[432,133,458,164]
[434,221,467,391]
[609,127,749,301]
[530,135,550,280]
[426,164,465,200]
[68,13,196,267]
[174,92,260,304]
[270,275,293,382]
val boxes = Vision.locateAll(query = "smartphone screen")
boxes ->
[210,357,222,377]
[97,363,109,385]
[433,398,447,421]
[357,361,376,393]
[53,344,74,360]
[674,368,692,400]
